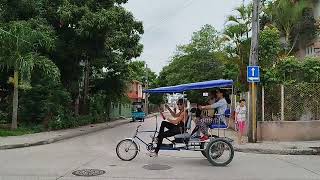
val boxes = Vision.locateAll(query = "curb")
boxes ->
[0,113,159,150]
[234,147,319,155]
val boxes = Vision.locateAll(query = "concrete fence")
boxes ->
[258,120,320,141]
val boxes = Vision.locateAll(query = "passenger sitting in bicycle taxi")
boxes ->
[190,90,217,138]
[149,99,188,157]
[197,89,231,141]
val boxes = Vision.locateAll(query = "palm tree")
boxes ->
[226,3,253,39]
[223,3,253,89]
[0,20,56,129]
[268,0,310,55]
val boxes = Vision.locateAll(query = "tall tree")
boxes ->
[128,61,157,87]
[0,19,57,129]
[52,0,144,114]
[158,25,232,101]
[259,26,282,69]
[223,3,253,90]
[267,0,311,55]
[226,3,252,39]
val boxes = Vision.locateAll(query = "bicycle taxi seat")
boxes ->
[209,108,232,139]
[174,112,193,143]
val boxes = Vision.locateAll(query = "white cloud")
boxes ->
[124,0,244,74]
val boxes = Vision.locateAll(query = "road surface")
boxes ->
[0,116,320,180]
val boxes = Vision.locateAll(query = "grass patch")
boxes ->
[0,128,38,137]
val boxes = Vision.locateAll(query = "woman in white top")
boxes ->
[235,99,247,144]
[198,89,230,141]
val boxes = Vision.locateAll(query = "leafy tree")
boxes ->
[302,57,320,83]
[1,0,144,116]
[158,25,232,101]
[226,3,252,39]
[128,61,157,87]
[262,56,320,85]
[223,3,252,90]
[276,56,303,83]
[267,0,312,55]
[259,26,282,69]
[52,0,144,113]
[179,24,223,53]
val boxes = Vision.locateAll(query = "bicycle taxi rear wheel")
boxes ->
[205,138,234,166]
[116,139,139,161]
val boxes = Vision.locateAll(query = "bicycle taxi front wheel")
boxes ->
[205,138,234,166]
[116,139,139,161]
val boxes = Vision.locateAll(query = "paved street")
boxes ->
[1,116,320,180]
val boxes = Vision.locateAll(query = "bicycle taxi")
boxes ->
[116,79,235,166]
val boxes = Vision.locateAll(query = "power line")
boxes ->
[144,0,195,33]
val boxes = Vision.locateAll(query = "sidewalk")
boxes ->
[0,113,157,150]
[0,118,130,150]
[220,129,320,155]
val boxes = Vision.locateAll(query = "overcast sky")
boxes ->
[124,0,245,74]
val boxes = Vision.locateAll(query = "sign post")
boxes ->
[247,0,260,143]
[247,66,260,142]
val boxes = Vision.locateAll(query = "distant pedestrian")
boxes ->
[235,99,247,145]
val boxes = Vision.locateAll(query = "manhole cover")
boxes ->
[143,164,172,170]
[72,169,106,177]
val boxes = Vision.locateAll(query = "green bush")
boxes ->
[48,115,95,130]
[19,85,72,125]
[77,115,93,126]
[0,110,9,124]
[48,114,77,130]
[19,123,45,133]
[262,56,320,85]
[89,93,107,123]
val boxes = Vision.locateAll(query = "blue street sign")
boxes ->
[247,66,260,82]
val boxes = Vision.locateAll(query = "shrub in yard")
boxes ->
[89,93,108,123]
[19,85,72,128]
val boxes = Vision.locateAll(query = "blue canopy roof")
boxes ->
[144,79,233,94]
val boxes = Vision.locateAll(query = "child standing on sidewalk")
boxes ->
[235,99,247,145]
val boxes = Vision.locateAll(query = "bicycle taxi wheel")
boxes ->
[205,138,234,166]
[116,139,139,161]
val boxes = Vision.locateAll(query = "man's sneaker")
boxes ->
[200,135,209,142]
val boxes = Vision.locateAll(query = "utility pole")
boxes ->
[144,64,149,115]
[248,0,260,143]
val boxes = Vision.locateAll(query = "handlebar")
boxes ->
[136,124,142,131]
[135,114,159,134]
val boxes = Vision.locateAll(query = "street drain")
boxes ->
[72,169,106,177]
[143,164,172,170]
